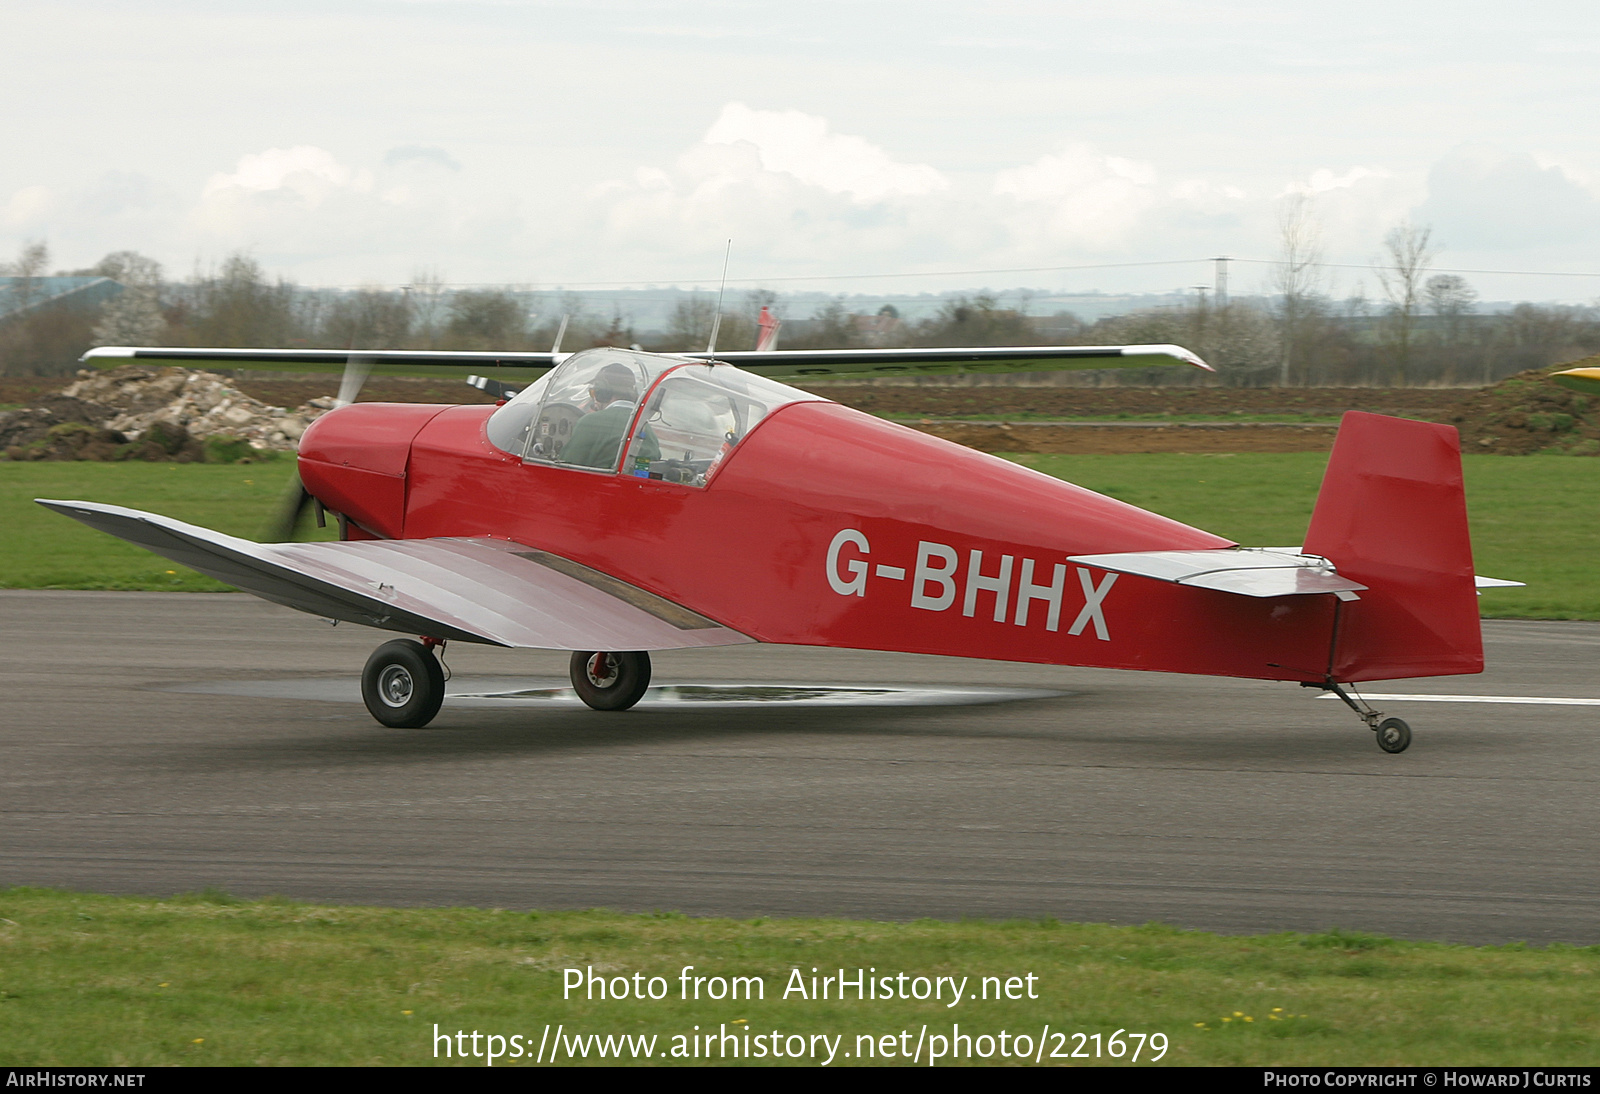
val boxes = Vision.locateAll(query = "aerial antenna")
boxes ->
[704,239,732,358]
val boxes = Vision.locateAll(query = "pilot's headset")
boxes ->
[592,363,639,409]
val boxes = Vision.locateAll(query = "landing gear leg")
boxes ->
[1305,679,1411,753]
[361,638,446,728]
[570,651,651,711]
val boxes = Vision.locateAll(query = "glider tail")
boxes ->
[1302,411,1483,682]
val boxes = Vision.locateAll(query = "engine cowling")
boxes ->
[297,403,450,539]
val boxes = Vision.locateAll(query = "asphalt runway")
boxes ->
[4,589,1598,945]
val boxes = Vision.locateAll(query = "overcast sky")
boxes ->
[7,1,1600,301]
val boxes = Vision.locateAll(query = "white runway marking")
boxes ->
[1317,693,1600,706]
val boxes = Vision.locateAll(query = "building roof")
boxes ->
[0,276,124,319]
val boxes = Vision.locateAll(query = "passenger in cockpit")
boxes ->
[561,363,659,470]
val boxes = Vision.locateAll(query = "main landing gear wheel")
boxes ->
[1375,717,1412,754]
[570,650,651,711]
[361,639,445,728]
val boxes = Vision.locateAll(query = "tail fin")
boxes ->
[1303,411,1482,682]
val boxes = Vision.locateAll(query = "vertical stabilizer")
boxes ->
[1303,412,1482,681]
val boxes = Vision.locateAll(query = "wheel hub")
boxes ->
[585,653,618,689]
[378,664,414,707]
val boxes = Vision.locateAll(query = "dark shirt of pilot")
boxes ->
[561,402,658,470]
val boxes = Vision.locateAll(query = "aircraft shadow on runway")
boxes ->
[142,674,1520,773]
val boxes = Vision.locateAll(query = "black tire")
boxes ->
[361,639,445,728]
[569,650,651,711]
[1375,717,1412,754]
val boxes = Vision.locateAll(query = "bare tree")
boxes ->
[322,286,411,349]
[664,294,717,351]
[1272,193,1324,386]
[445,289,526,350]
[90,251,167,346]
[90,250,161,287]
[1,241,50,310]
[1376,221,1438,385]
[186,253,297,347]
[912,294,1030,347]
[407,269,448,348]
[1425,274,1477,333]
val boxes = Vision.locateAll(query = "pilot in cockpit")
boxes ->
[561,362,660,470]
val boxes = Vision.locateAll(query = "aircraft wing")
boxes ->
[36,499,753,651]
[1550,366,1600,395]
[80,346,560,385]
[682,343,1211,378]
[81,342,1209,381]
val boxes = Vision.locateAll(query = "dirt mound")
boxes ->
[0,365,337,462]
[1443,356,1600,455]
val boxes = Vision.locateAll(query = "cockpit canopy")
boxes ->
[486,348,824,487]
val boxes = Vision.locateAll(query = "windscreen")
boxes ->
[621,364,824,486]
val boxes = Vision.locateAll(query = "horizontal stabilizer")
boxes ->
[467,374,522,400]
[1066,547,1368,599]
[36,499,753,652]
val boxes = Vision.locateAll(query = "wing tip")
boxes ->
[1121,344,1214,371]
[80,346,139,361]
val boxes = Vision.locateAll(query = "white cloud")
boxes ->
[1299,166,1390,194]
[702,103,948,203]
[4,186,54,228]
[1415,143,1600,251]
[201,146,370,205]
[993,146,1163,247]
[25,106,1600,298]
[382,146,461,173]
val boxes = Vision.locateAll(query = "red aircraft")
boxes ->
[42,340,1502,753]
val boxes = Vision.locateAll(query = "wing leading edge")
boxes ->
[36,499,753,651]
[81,342,1209,380]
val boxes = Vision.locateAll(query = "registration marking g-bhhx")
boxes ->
[825,528,1116,640]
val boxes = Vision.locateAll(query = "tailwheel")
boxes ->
[570,650,651,711]
[1305,678,1413,754]
[1375,717,1412,754]
[361,639,445,728]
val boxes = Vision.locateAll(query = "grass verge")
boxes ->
[1,888,1596,1067]
[1,455,1596,618]
[0,461,335,591]
[1013,452,1600,620]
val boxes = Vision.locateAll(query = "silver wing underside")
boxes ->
[37,499,753,651]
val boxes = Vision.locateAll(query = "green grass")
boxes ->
[0,461,335,591]
[2,456,1596,618]
[1,888,1596,1067]
[1013,452,1600,620]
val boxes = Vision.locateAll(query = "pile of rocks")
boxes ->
[1,365,337,461]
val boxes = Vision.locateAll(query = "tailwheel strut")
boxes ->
[1303,679,1411,754]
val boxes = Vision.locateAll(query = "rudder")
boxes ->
[1302,411,1482,682]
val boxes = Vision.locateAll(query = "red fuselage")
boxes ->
[299,399,1375,683]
